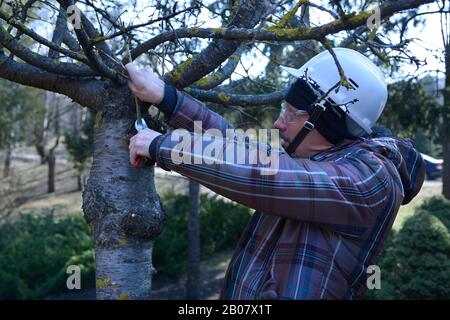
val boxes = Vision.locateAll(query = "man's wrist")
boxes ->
[148,135,164,161]
[156,84,177,117]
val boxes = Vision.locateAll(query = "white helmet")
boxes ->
[281,48,388,136]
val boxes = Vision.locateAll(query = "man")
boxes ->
[126,48,425,300]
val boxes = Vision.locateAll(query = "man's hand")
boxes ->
[129,128,162,165]
[125,63,165,105]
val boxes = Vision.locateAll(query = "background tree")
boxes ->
[0,79,36,177]
[378,80,442,155]
[29,91,66,193]
[64,108,94,191]
[439,0,450,199]
[0,0,437,299]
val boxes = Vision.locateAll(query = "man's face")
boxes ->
[273,102,310,152]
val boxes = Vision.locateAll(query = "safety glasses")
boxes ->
[279,102,309,124]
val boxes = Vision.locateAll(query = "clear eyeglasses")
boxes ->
[279,102,309,124]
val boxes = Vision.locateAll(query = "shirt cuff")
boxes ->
[148,135,163,160]
[156,84,177,117]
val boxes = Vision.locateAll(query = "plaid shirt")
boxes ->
[153,91,425,300]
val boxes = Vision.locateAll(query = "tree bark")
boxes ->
[186,180,200,299]
[82,91,166,300]
[48,151,55,193]
[443,44,450,199]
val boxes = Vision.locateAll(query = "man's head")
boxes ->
[277,48,388,157]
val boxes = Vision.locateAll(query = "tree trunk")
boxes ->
[186,180,201,299]
[36,92,51,164]
[3,147,12,178]
[48,151,55,193]
[77,173,83,191]
[443,44,450,199]
[82,94,166,300]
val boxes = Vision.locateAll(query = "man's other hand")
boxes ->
[129,128,162,165]
[125,63,165,104]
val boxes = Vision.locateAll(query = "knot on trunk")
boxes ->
[83,183,167,245]
[119,202,166,241]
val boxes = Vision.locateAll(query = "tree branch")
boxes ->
[132,0,434,57]
[90,3,201,44]
[0,9,88,63]
[0,53,105,110]
[48,5,69,59]
[63,32,82,52]
[185,88,285,107]
[192,46,244,90]
[320,38,353,89]
[13,0,39,40]
[57,0,118,70]
[163,0,271,89]
[0,25,96,76]
[71,21,122,81]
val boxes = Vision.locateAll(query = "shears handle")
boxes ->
[133,156,144,168]
[133,156,156,168]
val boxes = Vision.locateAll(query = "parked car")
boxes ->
[421,153,443,180]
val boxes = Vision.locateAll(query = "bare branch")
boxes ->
[48,5,68,59]
[63,32,82,52]
[56,0,117,67]
[331,0,346,18]
[132,0,435,59]
[0,9,88,63]
[320,38,353,89]
[0,53,105,109]
[192,46,244,90]
[185,88,285,107]
[90,3,201,44]
[276,0,307,29]
[71,21,122,81]
[49,0,123,82]
[305,2,339,19]
[0,25,96,76]
[13,0,39,39]
[164,0,271,89]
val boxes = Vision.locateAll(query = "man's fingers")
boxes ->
[128,80,138,92]
[130,148,137,165]
[125,63,139,82]
[129,137,138,164]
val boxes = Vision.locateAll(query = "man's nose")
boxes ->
[273,117,286,131]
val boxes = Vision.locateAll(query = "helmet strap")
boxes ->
[285,100,327,155]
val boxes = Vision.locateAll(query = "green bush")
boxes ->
[153,190,252,277]
[364,197,450,300]
[417,196,450,231]
[0,191,252,298]
[0,214,94,299]
[395,211,450,299]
